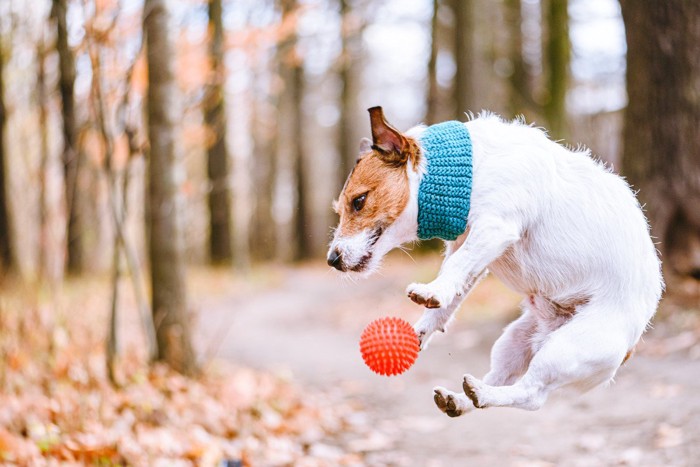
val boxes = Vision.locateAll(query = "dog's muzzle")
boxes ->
[327,249,343,270]
[327,225,384,273]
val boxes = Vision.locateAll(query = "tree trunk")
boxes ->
[144,0,197,375]
[52,0,83,274]
[337,0,359,190]
[453,0,473,118]
[205,0,233,265]
[506,0,531,118]
[543,0,569,139]
[249,75,277,261]
[291,58,309,260]
[37,39,50,281]
[277,0,310,261]
[620,0,700,294]
[425,0,439,125]
[0,41,11,273]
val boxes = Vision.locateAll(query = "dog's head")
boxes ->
[327,107,421,274]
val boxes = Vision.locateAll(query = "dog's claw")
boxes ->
[416,331,426,350]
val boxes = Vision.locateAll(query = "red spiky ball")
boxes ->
[359,317,420,376]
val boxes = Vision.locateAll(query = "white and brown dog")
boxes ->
[328,107,663,416]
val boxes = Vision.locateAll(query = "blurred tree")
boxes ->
[277,0,310,261]
[52,0,83,274]
[144,0,197,375]
[543,0,569,139]
[250,69,277,261]
[453,0,473,118]
[37,36,51,281]
[425,0,439,125]
[83,1,158,376]
[620,0,700,293]
[205,0,233,265]
[337,0,360,191]
[505,0,536,119]
[0,34,11,273]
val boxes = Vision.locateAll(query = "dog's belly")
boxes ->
[489,243,594,351]
[488,240,588,303]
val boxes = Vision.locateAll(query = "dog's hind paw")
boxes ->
[463,374,487,409]
[433,386,473,417]
[406,283,442,308]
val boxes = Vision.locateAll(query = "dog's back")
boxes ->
[466,114,663,348]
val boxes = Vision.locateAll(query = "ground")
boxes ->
[198,252,700,466]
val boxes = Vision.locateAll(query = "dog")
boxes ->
[327,107,663,416]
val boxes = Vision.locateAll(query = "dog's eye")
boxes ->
[352,194,367,212]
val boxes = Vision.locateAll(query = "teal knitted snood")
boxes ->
[416,121,473,241]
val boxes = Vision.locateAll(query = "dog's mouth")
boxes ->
[348,256,371,272]
[347,225,384,273]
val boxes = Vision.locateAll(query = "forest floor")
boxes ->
[198,252,700,467]
[1,253,698,466]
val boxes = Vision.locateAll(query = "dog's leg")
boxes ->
[412,240,462,346]
[413,301,460,350]
[413,270,487,349]
[432,307,535,418]
[407,216,520,309]
[463,309,628,411]
[419,247,481,418]
[482,307,536,386]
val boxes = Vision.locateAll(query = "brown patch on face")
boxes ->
[334,137,420,237]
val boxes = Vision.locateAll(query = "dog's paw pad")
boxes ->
[410,292,441,308]
[434,387,468,417]
[463,374,485,409]
[445,395,463,418]
[406,284,442,309]
[433,388,448,411]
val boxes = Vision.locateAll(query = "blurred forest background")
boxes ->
[0,0,699,464]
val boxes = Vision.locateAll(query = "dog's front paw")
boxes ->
[406,282,442,309]
[413,311,446,350]
[433,386,473,417]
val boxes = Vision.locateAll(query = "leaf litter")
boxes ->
[0,279,392,466]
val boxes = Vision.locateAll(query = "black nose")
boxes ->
[327,249,343,270]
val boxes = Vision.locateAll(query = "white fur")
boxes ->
[329,228,373,270]
[332,113,663,415]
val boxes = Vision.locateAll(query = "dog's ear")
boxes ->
[368,106,408,165]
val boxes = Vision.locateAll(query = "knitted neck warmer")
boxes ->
[416,121,473,241]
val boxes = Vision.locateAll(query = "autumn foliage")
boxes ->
[0,279,372,465]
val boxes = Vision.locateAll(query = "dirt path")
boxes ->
[198,255,700,466]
